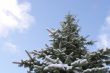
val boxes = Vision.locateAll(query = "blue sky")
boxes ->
[0,0,110,73]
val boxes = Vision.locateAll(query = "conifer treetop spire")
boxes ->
[13,14,110,73]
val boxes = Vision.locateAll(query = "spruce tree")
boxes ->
[13,14,110,73]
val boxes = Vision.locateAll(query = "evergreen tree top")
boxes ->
[13,14,110,73]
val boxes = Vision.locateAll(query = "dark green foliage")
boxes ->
[13,14,110,73]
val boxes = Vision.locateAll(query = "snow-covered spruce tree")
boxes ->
[13,14,110,73]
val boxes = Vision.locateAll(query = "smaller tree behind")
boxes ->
[13,14,110,73]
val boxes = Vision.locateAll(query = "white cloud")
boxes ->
[97,34,110,48]
[106,16,110,26]
[0,0,34,38]
[0,0,34,54]
[2,42,20,54]
[97,15,110,49]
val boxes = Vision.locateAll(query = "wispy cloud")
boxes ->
[0,0,34,38]
[97,15,110,49]
[0,0,34,54]
[2,42,20,54]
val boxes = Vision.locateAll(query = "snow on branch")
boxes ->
[44,55,62,64]
[83,67,109,73]
[44,64,72,71]
[34,65,43,69]
[71,59,88,66]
